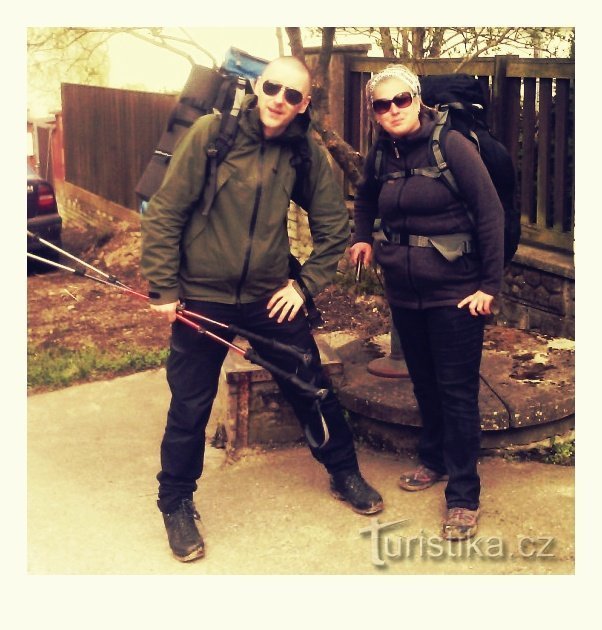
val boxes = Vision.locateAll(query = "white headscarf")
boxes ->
[366,64,421,102]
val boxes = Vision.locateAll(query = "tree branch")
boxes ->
[455,27,513,72]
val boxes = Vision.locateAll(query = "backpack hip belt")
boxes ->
[383,226,474,261]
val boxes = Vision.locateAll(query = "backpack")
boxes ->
[135,47,267,204]
[372,73,520,266]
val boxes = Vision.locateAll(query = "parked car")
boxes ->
[27,164,62,262]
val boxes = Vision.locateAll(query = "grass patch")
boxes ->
[541,438,575,466]
[502,437,575,466]
[28,344,169,392]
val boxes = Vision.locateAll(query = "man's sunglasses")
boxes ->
[262,80,304,106]
[372,92,415,115]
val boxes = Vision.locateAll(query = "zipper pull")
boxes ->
[393,141,400,159]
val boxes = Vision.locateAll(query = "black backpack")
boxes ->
[372,73,520,266]
[135,47,265,204]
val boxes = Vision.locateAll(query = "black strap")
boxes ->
[288,254,324,329]
[197,76,248,216]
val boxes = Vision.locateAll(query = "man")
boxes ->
[141,56,383,563]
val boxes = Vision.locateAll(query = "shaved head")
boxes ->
[262,56,312,95]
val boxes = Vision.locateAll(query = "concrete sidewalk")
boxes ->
[27,368,574,575]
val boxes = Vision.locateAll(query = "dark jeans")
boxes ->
[390,305,485,510]
[157,297,358,514]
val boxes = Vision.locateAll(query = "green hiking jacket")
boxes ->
[141,95,350,306]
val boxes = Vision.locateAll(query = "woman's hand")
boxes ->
[457,291,494,317]
[267,280,305,323]
[349,242,373,266]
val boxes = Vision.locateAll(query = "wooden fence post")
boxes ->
[491,55,519,146]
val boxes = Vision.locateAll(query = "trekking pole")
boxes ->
[27,230,129,290]
[27,250,327,400]
[27,252,148,300]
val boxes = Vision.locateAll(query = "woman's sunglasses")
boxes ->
[262,80,304,106]
[372,92,415,115]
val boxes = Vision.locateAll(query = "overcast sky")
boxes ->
[108,28,285,91]
[107,27,367,92]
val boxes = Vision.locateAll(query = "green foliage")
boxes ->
[27,344,169,391]
[542,438,575,466]
[502,437,575,466]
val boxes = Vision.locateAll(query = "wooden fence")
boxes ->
[345,55,575,253]
[61,83,177,211]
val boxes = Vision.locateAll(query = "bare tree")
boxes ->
[28,28,111,115]
[336,26,574,60]
[285,28,363,185]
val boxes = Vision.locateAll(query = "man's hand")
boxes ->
[457,291,494,317]
[267,280,305,323]
[150,301,179,323]
[349,242,373,267]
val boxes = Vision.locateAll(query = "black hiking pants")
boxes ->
[156,297,359,514]
[390,304,485,510]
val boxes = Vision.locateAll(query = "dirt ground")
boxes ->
[27,222,390,359]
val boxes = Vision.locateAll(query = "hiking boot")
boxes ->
[162,498,205,562]
[398,464,446,492]
[441,507,480,541]
[330,470,384,515]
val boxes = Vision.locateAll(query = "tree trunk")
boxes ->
[310,27,335,114]
[318,129,364,187]
[412,27,426,58]
[400,28,410,61]
[285,27,305,60]
[379,27,396,57]
[429,28,444,58]
[285,28,364,187]
[275,27,284,56]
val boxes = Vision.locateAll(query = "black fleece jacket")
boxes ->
[353,109,504,309]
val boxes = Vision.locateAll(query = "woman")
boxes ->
[350,65,504,541]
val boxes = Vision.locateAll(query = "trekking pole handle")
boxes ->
[227,324,313,368]
[176,307,313,368]
[244,348,328,400]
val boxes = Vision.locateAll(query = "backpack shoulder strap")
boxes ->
[197,76,248,216]
[431,109,477,225]
[430,108,461,197]
[370,142,440,185]
[290,135,312,208]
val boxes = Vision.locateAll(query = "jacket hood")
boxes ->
[239,93,312,143]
